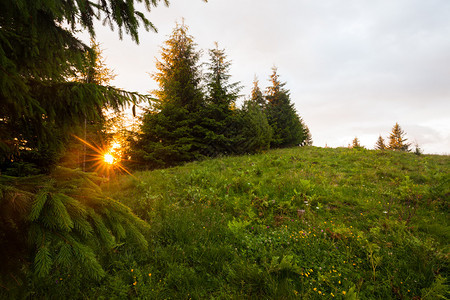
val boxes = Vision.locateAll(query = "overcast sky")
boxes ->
[77,0,450,154]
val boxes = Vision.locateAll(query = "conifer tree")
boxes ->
[302,122,313,146]
[0,0,166,174]
[201,42,242,155]
[248,77,267,109]
[352,137,362,149]
[62,40,118,170]
[0,168,149,294]
[265,67,306,148]
[0,0,206,294]
[375,135,387,150]
[134,22,207,168]
[388,123,411,152]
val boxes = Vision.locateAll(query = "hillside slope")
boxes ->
[104,146,448,299]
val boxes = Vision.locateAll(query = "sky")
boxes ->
[77,0,450,154]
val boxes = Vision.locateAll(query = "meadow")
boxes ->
[2,146,448,299]
[99,146,448,299]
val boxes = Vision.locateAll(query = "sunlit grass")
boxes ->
[98,147,448,299]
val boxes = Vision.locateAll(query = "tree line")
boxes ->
[130,23,311,169]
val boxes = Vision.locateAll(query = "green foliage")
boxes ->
[133,23,209,168]
[200,42,242,156]
[265,67,307,148]
[0,167,149,296]
[235,101,273,153]
[0,0,160,174]
[101,146,448,299]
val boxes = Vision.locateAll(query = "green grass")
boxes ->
[97,146,449,299]
[5,147,448,299]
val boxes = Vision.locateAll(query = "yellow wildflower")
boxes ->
[342,291,346,295]
[133,282,137,286]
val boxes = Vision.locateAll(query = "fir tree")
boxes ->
[388,123,411,152]
[248,77,267,110]
[62,40,118,171]
[0,0,163,174]
[375,135,387,150]
[134,22,207,168]
[201,42,242,155]
[352,137,362,149]
[301,122,313,146]
[265,67,306,148]
[0,168,149,294]
[236,101,272,154]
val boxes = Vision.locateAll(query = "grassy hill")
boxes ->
[101,146,448,299]
[2,146,447,299]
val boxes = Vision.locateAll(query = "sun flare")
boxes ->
[104,153,115,164]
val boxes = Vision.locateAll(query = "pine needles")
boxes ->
[0,167,149,294]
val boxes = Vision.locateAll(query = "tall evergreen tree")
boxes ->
[202,42,241,155]
[248,77,267,109]
[62,40,118,170]
[265,67,306,148]
[235,101,272,153]
[388,123,411,152]
[0,0,162,174]
[0,0,196,293]
[133,22,207,168]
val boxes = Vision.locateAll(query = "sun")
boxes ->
[103,153,115,164]
[72,135,134,178]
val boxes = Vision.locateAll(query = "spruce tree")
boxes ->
[375,135,387,150]
[265,67,306,148]
[301,122,313,146]
[0,1,204,294]
[249,77,267,109]
[352,137,362,149]
[388,123,411,152]
[0,0,163,174]
[62,40,118,170]
[202,42,241,155]
[236,101,272,153]
[134,22,207,168]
